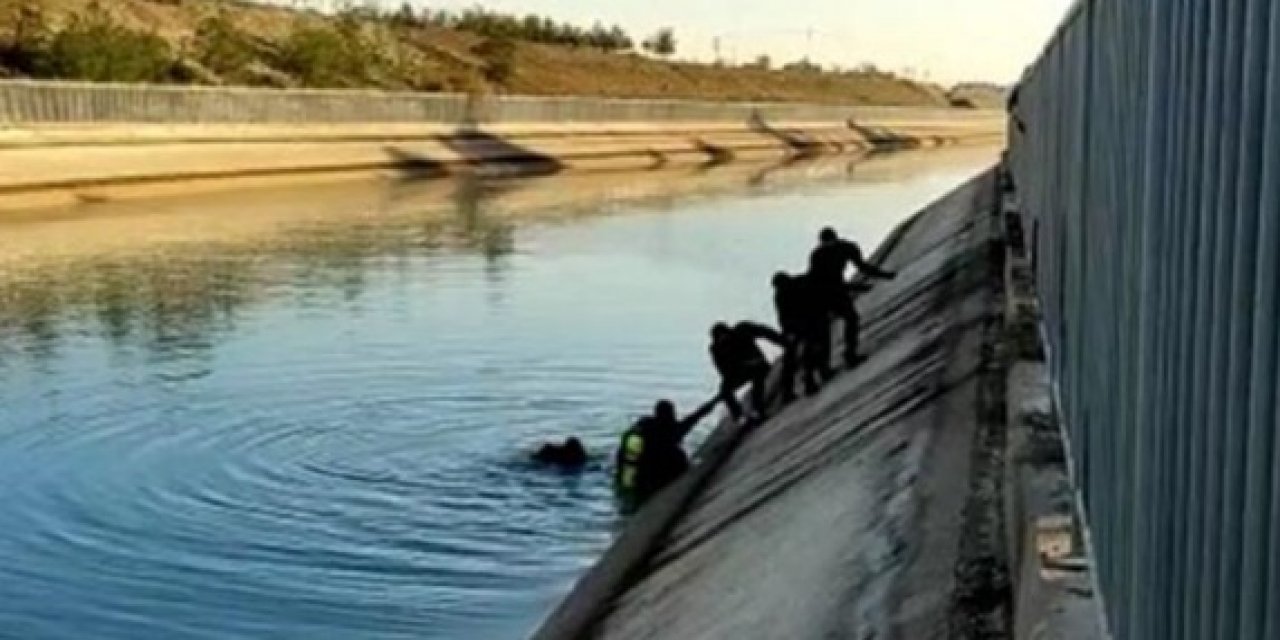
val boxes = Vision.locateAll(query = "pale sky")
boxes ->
[367,0,1074,84]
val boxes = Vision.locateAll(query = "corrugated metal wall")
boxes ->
[1008,1,1280,638]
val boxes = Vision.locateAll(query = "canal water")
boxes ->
[0,147,995,640]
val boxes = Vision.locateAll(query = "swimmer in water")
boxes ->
[531,437,588,470]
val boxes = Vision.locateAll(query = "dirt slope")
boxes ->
[0,0,955,106]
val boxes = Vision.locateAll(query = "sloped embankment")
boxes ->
[536,169,1015,639]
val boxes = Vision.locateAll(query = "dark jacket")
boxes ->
[774,274,827,336]
[615,399,718,499]
[809,239,894,287]
[711,322,785,380]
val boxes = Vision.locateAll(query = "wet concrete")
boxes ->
[536,168,1021,639]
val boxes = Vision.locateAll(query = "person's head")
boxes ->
[711,322,732,341]
[772,271,791,289]
[636,415,659,437]
[819,227,839,244]
[561,438,587,465]
[654,399,677,424]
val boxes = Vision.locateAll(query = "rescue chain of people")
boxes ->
[530,226,896,512]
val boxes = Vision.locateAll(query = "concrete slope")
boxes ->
[536,169,1007,639]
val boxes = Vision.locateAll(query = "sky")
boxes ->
[362,0,1075,84]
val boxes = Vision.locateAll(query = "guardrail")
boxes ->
[1008,1,1280,639]
[0,80,997,125]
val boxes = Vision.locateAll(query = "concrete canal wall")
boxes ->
[0,81,1003,208]
[533,168,1105,639]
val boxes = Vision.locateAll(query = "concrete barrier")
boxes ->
[0,80,1001,126]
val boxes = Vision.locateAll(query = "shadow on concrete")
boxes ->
[693,138,737,167]
[844,119,936,152]
[382,146,450,180]
[847,119,922,151]
[748,111,827,157]
[643,148,670,170]
[444,126,566,177]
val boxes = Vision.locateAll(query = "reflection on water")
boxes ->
[0,146,995,640]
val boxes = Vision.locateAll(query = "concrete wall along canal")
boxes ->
[1009,0,1280,638]
[535,168,1027,639]
[0,81,1003,207]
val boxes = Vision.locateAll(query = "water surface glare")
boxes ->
[0,148,996,639]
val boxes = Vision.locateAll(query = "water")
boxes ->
[0,147,996,640]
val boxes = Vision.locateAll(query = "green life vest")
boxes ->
[617,430,645,491]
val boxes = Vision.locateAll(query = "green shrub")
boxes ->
[279,20,383,87]
[191,11,255,76]
[279,25,352,86]
[38,2,173,82]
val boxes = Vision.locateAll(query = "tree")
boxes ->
[752,54,772,71]
[643,28,676,57]
[522,15,543,40]
[782,58,821,74]
[608,25,632,51]
[390,2,417,27]
[588,22,609,50]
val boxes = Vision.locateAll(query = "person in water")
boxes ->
[709,321,787,421]
[808,227,896,366]
[531,437,588,469]
[772,271,831,400]
[615,398,718,505]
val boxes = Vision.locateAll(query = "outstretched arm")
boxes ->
[677,396,722,440]
[849,243,895,280]
[614,432,627,481]
[740,321,787,348]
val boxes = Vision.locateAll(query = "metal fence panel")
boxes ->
[1008,1,1280,638]
[0,80,1001,126]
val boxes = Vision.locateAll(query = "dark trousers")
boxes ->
[825,289,861,363]
[781,332,829,398]
[718,361,769,419]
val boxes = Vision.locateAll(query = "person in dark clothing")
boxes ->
[615,398,718,507]
[808,227,896,366]
[772,271,831,400]
[1007,83,1027,134]
[709,321,786,421]
[531,437,588,470]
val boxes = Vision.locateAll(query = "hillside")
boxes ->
[0,0,960,107]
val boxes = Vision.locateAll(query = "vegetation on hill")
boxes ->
[0,0,976,107]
